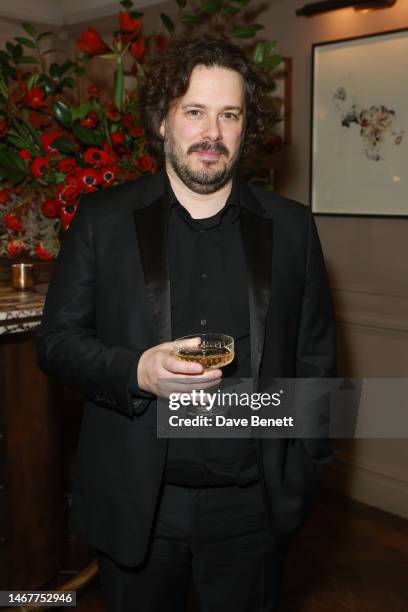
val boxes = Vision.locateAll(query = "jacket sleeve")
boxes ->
[35,197,152,418]
[295,209,337,462]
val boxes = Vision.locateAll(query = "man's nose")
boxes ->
[201,116,222,141]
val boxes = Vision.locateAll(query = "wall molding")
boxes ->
[0,0,164,26]
[322,450,408,519]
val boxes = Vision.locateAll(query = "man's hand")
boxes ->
[137,337,222,397]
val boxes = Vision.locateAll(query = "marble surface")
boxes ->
[0,284,47,336]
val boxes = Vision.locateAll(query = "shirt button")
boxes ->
[200,318,207,326]
[201,272,207,279]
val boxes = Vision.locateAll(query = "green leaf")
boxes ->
[180,14,201,24]
[130,10,144,18]
[120,0,134,9]
[261,55,283,71]
[21,56,38,64]
[71,101,91,121]
[200,2,219,14]
[58,77,75,90]
[53,101,72,126]
[22,120,43,149]
[0,51,10,63]
[253,41,276,64]
[23,74,38,89]
[232,24,264,38]
[53,137,77,154]
[231,0,250,6]
[0,147,26,184]
[0,164,26,185]
[38,75,53,94]
[221,5,240,14]
[15,37,36,49]
[60,60,77,75]
[6,42,15,56]
[74,66,86,76]
[36,31,53,42]
[22,23,37,38]
[7,134,28,149]
[175,0,187,7]
[253,41,265,64]
[73,125,103,146]
[160,13,175,33]
[12,45,23,64]
[50,63,60,79]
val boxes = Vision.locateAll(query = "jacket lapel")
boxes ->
[133,172,172,344]
[239,181,274,389]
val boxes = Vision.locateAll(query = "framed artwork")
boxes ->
[310,28,408,217]
[271,57,292,146]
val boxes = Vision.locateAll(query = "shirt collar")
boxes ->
[166,170,240,230]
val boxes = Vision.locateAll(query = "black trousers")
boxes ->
[95,480,289,612]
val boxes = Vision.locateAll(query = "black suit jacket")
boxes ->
[35,169,336,567]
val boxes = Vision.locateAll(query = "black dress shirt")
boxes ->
[163,171,259,486]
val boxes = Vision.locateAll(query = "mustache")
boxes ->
[188,142,229,156]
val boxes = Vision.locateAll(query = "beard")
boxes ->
[163,131,244,194]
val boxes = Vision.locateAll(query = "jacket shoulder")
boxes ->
[246,182,310,223]
[78,173,157,215]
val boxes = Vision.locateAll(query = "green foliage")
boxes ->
[160,13,175,33]
[53,101,73,127]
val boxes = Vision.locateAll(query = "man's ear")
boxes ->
[159,118,165,139]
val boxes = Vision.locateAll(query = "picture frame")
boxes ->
[271,57,292,147]
[310,28,408,217]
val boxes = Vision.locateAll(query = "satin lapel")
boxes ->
[239,184,274,389]
[133,192,172,344]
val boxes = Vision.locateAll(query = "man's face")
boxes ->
[159,64,246,194]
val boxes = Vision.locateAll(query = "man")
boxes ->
[36,36,336,612]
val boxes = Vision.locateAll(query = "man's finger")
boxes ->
[163,353,204,374]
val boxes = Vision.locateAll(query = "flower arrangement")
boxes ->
[0,0,282,261]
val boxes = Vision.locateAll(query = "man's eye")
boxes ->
[187,110,202,117]
[223,113,239,120]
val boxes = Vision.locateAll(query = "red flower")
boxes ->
[106,104,121,122]
[0,188,10,205]
[87,85,100,96]
[56,183,80,206]
[119,12,142,34]
[29,111,51,129]
[77,27,111,56]
[24,86,47,108]
[136,153,154,173]
[111,131,125,146]
[35,242,54,261]
[7,239,26,257]
[41,131,63,156]
[78,168,100,192]
[130,37,146,61]
[58,158,77,173]
[0,120,7,137]
[80,116,96,128]
[41,199,59,218]
[31,156,50,178]
[4,213,23,232]
[19,149,32,161]
[123,112,133,129]
[59,204,78,226]
[84,147,110,167]
[130,125,145,138]
[101,165,119,186]
[152,34,168,52]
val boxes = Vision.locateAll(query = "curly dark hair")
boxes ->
[139,35,275,161]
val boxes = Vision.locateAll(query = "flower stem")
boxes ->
[114,56,124,113]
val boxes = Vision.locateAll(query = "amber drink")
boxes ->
[174,334,234,369]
